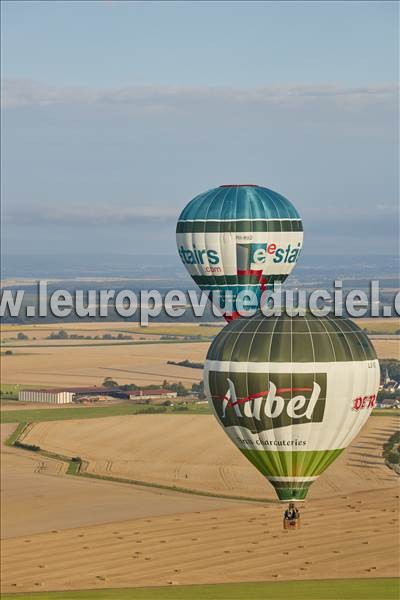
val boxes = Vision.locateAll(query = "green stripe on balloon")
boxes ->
[176,220,303,233]
[240,448,344,501]
[192,274,287,286]
[240,448,344,478]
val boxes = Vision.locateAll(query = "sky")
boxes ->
[1,0,399,259]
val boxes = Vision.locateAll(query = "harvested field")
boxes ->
[1,416,399,594]
[371,338,399,359]
[0,424,233,540]
[2,489,398,593]
[0,338,398,391]
[356,318,400,334]
[23,415,399,500]
[0,322,221,346]
[0,342,209,387]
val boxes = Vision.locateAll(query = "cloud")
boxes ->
[5,203,176,226]
[2,78,398,110]
[2,79,397,257]
[6,202,398,242]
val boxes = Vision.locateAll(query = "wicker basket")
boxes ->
[283,517,301,530]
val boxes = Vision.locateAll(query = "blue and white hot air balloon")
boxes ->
[176,184,303,319]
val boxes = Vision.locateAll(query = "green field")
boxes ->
[0,402,211,423]
[3,421,27,446]
[1,578,398,600]
[2,404,398,425]
[0,383,39,399]
[371,409,400,417]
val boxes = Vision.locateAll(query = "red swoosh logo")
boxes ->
[237,269,263,277]
[213,387,313,408]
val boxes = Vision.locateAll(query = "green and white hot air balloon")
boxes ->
[176,184,303,319]
[204,312,380,501]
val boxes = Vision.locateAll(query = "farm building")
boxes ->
[19,389,74,404]
[18,387,129,404]
[129,389,177,401]
[379,398,400,409]
[18,387,177,404]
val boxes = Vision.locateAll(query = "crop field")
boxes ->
[1,323,399,598]
[369,338,399,359]
[0,322,222,345]
[0,422,232,541]
[357,318,400,334]
[21,414,399,500]
[1,578,398,600]
[1,319,398,339]
[1,403,397,424]
[1,415,398,595]
[0,403,210,424]
[1,335,398,392]
[0,340,210,387]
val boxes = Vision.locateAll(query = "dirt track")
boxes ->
[1,416,399,594]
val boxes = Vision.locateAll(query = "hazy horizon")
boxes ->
[1,1,399,259]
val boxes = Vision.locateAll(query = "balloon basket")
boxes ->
[283,517,301,530]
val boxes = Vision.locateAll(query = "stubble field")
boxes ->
[0,341,209,387]
[1,320,399,390]
[1,415,399,595]
[1,321,399,598]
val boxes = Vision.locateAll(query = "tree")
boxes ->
[164,382,188,396]
[103,377,119,388]
[119,383,139,391]
[17,332,28,340]
[387,451,400,465]
[380,359,400,383]
[192,380,205,398]
[48,329,68,340]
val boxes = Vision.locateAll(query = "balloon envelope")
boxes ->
[204,312,380,501]
[176,185,303,318]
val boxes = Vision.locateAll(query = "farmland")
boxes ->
[0,340,210,387]
[0,402,210,424]
[1,320,399,598]
[1,578,398,600]
[0,320,399,391]
[1,415,398,594]
[20,414,399,500]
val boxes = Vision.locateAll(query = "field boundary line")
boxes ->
[3,422,29,446]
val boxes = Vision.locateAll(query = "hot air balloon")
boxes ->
[176,185,303,319]
[204,311,380,502]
